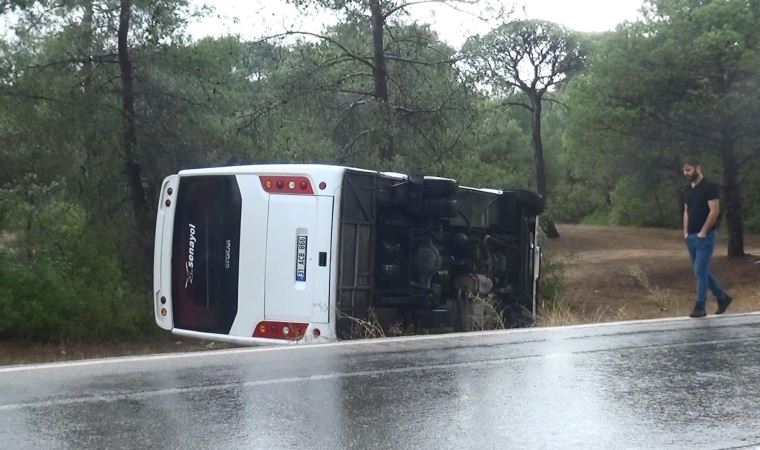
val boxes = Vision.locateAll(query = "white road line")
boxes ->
[1,312,758,374]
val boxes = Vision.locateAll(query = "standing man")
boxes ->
[682,156,732,318]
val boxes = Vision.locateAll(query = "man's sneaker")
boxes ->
[689,306,706,318]
[716,295,733,315]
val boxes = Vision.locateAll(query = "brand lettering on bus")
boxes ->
[185,223,196,288]
[225,239,231,269]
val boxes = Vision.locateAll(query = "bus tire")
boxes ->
[503,189,545,216]
[414,309,452,328]
[421,198,459,218]
[423,177,458,198]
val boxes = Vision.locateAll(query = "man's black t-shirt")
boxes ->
[683,179,721,234]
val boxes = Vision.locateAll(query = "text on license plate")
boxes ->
[296,235,308,281]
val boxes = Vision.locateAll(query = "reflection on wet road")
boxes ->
[2,314,760,449]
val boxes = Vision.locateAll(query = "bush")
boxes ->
[0,246,151,341]
[539,254,566,309]
[580,209,612,225]
[0,187,152,342]
[551,183,606,223]
[744,212,760,235]
[608,176,680,228]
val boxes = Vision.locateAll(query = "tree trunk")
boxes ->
[80,0,100,214]
[80,0,94,171]
[118,0,149,247]
[530,94,560,238]
[369,0,394,162]
[719,135,745,257]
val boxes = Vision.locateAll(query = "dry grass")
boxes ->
[468,293,507,331]
[542,224,760,321]
[337,310,385,339]
[536,299,615,327]
[627,264,678,314]
[387,321,408,337]
[536,298,575,326]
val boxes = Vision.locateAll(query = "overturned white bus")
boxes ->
[154,164,544,345]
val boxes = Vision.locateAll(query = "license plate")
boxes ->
[296,235,308,281]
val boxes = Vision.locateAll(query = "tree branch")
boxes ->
[338,129,377,162]
[543,96,568,111]
[383,0,460,19]
[19,55,120,72]
[333,95,372,137]
[738,149,760,167]
[260,31,375,71]
[0,90,121,113]
[501,101,533,112]
[383,54,454,66]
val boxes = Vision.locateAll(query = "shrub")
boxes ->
[0,187,152,342]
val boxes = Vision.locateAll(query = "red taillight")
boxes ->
[260,176,314,194]
[253,321,308,340]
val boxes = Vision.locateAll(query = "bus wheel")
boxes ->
[423,177,458,198]
[503,189,545,215]
[421,198,459,218]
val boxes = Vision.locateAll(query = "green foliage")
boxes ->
[441,100,534,188]
[551,181,607,224]
[0,249,149,341]
[742,166,760,233]
[462,19,587,98]
[0,187,150,341]
[539,254,566,309]
[563,0,760,240]
[608,176,680,228]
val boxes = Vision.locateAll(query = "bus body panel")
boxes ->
[154,175,179,330]
[160,165,345,344]
[172,328,317,346]
[227,175,269,337]
[264,194,334,324]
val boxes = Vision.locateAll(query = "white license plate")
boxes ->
[296,235,308,281]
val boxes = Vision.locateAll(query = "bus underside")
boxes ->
[336,170,544,338]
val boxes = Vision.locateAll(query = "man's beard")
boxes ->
[687,172,700,182]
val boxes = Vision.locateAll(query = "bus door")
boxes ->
[265,195,333,324]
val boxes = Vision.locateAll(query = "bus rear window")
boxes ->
[171,175,241,334]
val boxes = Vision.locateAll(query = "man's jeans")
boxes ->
[685,231,726,309]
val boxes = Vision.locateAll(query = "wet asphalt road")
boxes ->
[2,314,760,449]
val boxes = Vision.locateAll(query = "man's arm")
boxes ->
[683,204,689,238]
[699,199,720,237]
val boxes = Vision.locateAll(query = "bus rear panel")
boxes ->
[154,165,344,345]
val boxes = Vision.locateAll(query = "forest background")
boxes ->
[1,0,758,341]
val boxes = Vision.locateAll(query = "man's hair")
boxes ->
[682,156,700,167]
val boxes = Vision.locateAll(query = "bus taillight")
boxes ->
[260,176,314,194]
[253,321,308,340]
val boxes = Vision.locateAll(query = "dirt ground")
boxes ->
[541,224,760,324]
[0,334,237,366]
[2,224,759,366]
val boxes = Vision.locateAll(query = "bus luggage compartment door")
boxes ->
[265,195,333,323]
